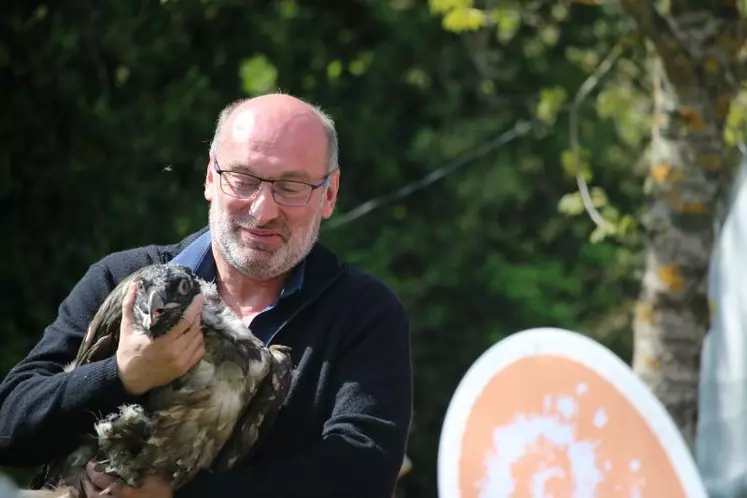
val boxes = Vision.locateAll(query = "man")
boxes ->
[0,93,413,498]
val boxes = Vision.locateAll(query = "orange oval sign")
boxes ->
[438,328,706,497]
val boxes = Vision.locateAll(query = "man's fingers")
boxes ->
[84,460,120,497]
[185,293,205,321]
[185,325,204,356]
[110,482,134,498]
[190,340,206,367]
[120,282,138,334]
[82,476,105,498]
[165,294,204,338]
[171,312,203,349]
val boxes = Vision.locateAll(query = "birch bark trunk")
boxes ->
[619,0,746,449]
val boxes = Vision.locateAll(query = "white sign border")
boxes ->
[436,326,706,497]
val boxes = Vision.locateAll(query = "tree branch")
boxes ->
[618,0,684,60]
[570,41,629,235]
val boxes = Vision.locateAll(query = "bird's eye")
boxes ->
[177,278,191,295]
[137,280,145,292]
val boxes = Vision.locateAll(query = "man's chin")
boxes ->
[235,229,286,252]
[226,245,282,274]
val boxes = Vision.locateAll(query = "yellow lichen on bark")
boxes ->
[657,264,686,293]
[666,191,683,209]
[703,57,719,74]
[680,107,706,131]
[639,352,661,372]
[634,301,658,324]
[650,163,682,184]
[717,31,745,52]
[663,192,710,214]
[673,54,694,77]
[680,202,710,215]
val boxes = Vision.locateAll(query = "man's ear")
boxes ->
[204,160,215,202]
[321,170,340,219]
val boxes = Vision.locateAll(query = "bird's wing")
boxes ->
[210,344,294,471]
[71,266,149,368]
[29,267,151,491]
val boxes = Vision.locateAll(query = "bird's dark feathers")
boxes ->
[28,263,294,498]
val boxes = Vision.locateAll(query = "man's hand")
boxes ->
[116,282,205,396]
[82,461,172,498]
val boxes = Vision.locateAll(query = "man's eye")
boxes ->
[276,182,306,194]
[227,176,259,189]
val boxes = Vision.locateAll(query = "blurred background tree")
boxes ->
[3,1,745,496]
[430,0,747,453]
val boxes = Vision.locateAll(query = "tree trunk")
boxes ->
[619,1,746,450]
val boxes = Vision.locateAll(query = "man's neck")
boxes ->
[212,249,289,321]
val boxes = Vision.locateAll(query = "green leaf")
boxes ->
[442,8,487,32]
[616,214,638,236]
[589,225,609,243]
[589,187,608,208]
[491,5,522,43]
[539,25,560,47]
[558,188,607,217]
[279,0,298,19]
[536,86,567,125]
[725,88,747,147]
[558,192,585,216]
[561,147,592,180]
[327,60,343,80]
[429,0,472,15]
[349,51,374,76]
[238,54,278,96]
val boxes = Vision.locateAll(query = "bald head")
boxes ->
[210,94,339,174]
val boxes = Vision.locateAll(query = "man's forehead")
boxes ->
[216,121,327,180]
[229,110,256,143]
[219,107,327,167]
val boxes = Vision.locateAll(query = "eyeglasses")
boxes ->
[212,154,334,207]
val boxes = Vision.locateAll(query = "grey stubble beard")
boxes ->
[208,199,323,281]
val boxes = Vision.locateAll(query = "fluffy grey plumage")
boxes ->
[26,263,293,497]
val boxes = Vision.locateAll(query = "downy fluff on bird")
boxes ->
[22,263,294,498]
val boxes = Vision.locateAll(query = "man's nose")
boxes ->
[249,182,280,223]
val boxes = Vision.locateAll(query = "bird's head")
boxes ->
[131,264,201,338]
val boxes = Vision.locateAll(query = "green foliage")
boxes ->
[1,1,653,496]
[239,55,278,95]
[726,88,747,147]
[558,187,606,216]
[536,86,568,125]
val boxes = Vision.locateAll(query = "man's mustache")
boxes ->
[232,215,289,240]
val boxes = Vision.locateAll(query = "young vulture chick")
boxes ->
[22,263,293,498]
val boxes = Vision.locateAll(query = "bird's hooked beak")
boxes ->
[142,290,166,330]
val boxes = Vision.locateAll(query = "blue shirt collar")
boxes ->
[170,229,305,299]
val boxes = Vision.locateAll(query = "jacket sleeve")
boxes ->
[176,285,414,498]
[0,262,137,466]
